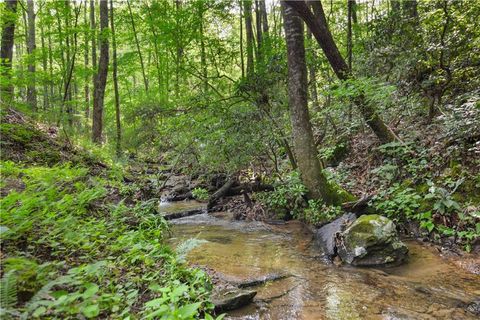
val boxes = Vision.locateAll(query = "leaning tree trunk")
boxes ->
[26,0,37,111]
[285,0,397,144]
[282,1,343,205]
[1,0,18,104]
[92,0,109,144]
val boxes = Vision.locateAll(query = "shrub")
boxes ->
[192,187,209,201]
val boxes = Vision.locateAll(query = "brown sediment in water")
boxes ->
[167,201,480,320]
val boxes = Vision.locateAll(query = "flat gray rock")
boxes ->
[314,212,356,258]
[212,288,257,312]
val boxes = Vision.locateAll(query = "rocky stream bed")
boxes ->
[159,200,480,320]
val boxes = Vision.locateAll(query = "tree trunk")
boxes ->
[92,0,109,144]
[47,20,54,104]
[199,7,208,93]
[60,3,81,127]
[65,1,73,126]
[244,0,254,77]
[391,0,401,15]
[90,0,97,118]
[282,1,343,205]
[239,1,245,78]
[285,0,397,144]
[259,0,269,34]
[40,22,48,110]
[127,0,148,92]
[306,29,319,110]
[174,0,182,101]
[347,0,353,71]
[84,1,90,120]
[255,0,263,62]
[55,6,67,117]
[1,0,18,103]
[403,0,418,20]
[26,0,37,111]
[145,5,163,93]
[110,0,121,157]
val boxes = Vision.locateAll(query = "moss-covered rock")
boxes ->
[336,214,408,266]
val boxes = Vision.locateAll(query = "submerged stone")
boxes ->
[212,288,257,312]
[336,214,408,266]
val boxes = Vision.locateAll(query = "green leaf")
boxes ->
[81,304,100,318]
[177,302,201,319]
[83,283,99,299]
[144,298,165,308]
[32,306,47,317]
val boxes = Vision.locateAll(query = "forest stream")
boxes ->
[160,201,480,320]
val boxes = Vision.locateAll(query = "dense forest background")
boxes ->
[1,0,479,318]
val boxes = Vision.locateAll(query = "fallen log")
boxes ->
[226,182,274,196]
[341,195,374,215]
[161,208,205,220]
[207,176,237,211]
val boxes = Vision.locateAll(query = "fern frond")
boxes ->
[0,270,18,309]
[22,275,71,319]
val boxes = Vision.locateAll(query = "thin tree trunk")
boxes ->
[239,1,245,78]
[65,1,73,126]
[20,8,28,100]
[347,0,353,71]
[47,19,54,104]
[244,0,254,77]
[260,0,269,34]
[40,22,48,110]
[55,7,67,116]
[110,0,121,156]
[391,0,400,15]
[84,0,90,120]
[92,0,109,144]
[90,0,97,118]
[126,0,148,92]
[1,0,17,103]
[255,0,263,62]
[285,0,397,144]
[282,1,342,205]
[174,0,182,100]
[145,5,162,92]
[26,0,37,111]
[199,7,208,93]
[60,4,81,127]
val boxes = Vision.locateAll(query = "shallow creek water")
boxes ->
[160,201,480,320]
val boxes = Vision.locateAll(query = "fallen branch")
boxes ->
[207,175,237,211]
[341,194,374,214]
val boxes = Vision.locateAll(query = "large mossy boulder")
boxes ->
[336,214,408,266]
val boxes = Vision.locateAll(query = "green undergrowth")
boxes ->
[0,161,217,319]
[367,142,480,251]
[254,171,346,226]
